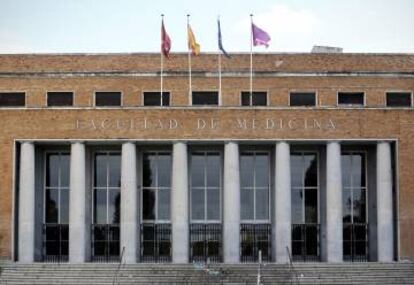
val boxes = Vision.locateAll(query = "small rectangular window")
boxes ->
[289,92,316,106]
[143,92,170,106]
[386,92,411,107]
[338,92,364,106]
[0,92,25,107]
[47,92,73,107]
[192,91,218,106]
[95,92,121,107]
[241,92,267,106]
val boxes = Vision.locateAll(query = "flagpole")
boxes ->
[160,14,164,103]
[218,16,222,106]
[187,14,192,104]
[250,14,253,98]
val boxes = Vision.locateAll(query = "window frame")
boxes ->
[191,91,219,106]
[289,91,318,107]
[337,91,365,107]
[46,91,75,107]
[385,91,413,108]
[141,150,172,224]
[240,91,268,107]
[0,91,26,108]
[142,91,171,107]
[189,150,223,223]
[240,150,271,224]
[93,91,123,107]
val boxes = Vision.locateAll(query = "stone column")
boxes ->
[69,142,87,263]
[274,141,291,263]
[18,141,35,263]
[223,142,240,263]
[376,142,394,261]
[171,142,189,263]
[120,142,138,263]
[326,141,343,262]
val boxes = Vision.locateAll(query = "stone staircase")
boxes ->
[1,262,413,284]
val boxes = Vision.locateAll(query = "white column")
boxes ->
[377,141,394,261]
[69,142,87,263]
[120,142,138,263]
[326,141,343,262]
[223,142,240,263]
[18,141,35,263]
[171,142,189,263]
[274,141,291,263]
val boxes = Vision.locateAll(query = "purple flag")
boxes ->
[252,23,271,47]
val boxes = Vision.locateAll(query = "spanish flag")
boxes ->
[187,24,200,56]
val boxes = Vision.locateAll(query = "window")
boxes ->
[338,92,364,106]
[192,91,218,106]
[92,152,121,261]
[143,92,170,106]
[240,152,270,221]
[341,152,368,261]
[95,92,121,107]
[290,92,316,107]
[44,152,70,262]
[47,92,73,107]
[386,92,412,107]
[241,92,267,106]
[291,152,319,261]
[0,92,25,107]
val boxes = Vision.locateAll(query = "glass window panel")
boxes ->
[352,154,366,188]
[290,92,316,106]
[386,92,411,107]
[108,154,121,188]
[207,188,220,220]
[95,92,121,107]
[47,92,73,107]
[143,92,162,106]
[241,92,250,106]
[255,188,269,220]
[158,189,170,220]
[191,188,205,220]
[252,92,267,106]
[342,188,352,223]
[241,188,254,220]
[108,189,120,224]
[255,154,269,188]
[94,189,107,224]
[60,189,69,224]
[206,154,220,187]
[162,92,170,106]
[341,155,351,188]
[46,154,60,187]
[240,154,254,188]
[305,188,318,223]
[291,188,303,224]
[45,188,59,223]
[143,153,156,188]
[291,155,303,188]
[338,92,364,106]
[158,154,172,187]
[353,189,366,223]
[304,154,317,187]
[143,189,156,220]
[191,154,204,187]
[60,154,70,188]
[94,154,107,187]
[192,92,218,106]
[0,92,25,107]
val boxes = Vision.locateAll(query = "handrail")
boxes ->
[286,246,300,285]
[112,246,126,285]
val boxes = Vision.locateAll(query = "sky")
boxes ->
[0,0,413,54]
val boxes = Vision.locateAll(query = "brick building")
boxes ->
[0,53,413,264]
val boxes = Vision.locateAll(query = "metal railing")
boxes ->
[190,223,222,263]
[291,223,320,262]
[141,223,171,262]
[286,246,300,285]
[42,224,69,262]
[343,223,368,262]
[240,224,271,263]
[92,224,120,262]
[112,246,125,285]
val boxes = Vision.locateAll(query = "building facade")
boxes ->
[0,53,413,263]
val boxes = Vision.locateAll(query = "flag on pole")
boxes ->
[217,18,230,58]
[188,24,200,55]
[161,19,171,58]
[251,22,271,47]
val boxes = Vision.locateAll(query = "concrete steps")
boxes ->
[1,262,414,284]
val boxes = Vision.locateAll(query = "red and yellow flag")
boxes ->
[187,24,200,56]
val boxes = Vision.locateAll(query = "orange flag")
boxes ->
[187,24,200,55]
